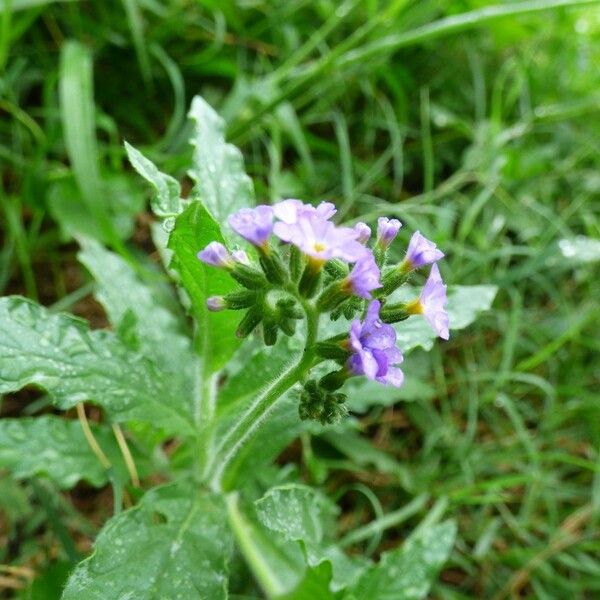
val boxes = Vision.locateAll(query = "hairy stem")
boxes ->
[206,301,319,491]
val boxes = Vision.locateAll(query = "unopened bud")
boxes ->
[207,296,226,312]
[236,307,262,338]
[231,263,269,290]
[299,258,323,298]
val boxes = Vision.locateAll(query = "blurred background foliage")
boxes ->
[1,0,599,598]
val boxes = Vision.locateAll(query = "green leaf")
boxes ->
[77,238,194,390]
[226,493,306,597]
[558,236,600,264]
[188,95,255,230]
[278,561,341,600]
[0,297,194,437]
[255,484,335,546]
[58,42,137,243]
[62,483,232,600]
[124,142,182,218]
[347,520,457,600]
[0,416,139,489]
[254,485,365,595]
[168,201,241,373]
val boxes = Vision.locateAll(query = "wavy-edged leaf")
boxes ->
[254,485,367,594]
[0,297,194,436]
[0,416,148,489]
[347,520,457,600]
[188,95,255,231]
[124,142,182,218]
[62,482,232,600]
[77,238,194,390]
[168,201,241,373]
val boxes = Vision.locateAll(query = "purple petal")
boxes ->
[198,242,232,268]
[228,205,274,246]
[405,231,445,269]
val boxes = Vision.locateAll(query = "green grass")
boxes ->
[1,0,600,597]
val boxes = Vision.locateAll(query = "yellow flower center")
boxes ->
[405,298,423,315]
[313,242,326,253]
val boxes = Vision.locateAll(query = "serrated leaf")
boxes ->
[188,95,255,230]
[0,416,142,489]
[124,142,182,218]
[0,297,194,437]
[348,520,457,600]
[62,483,232,600]
[77,238,195,393]
[168,201,241,373]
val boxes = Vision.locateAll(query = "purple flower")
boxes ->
[207,296,226,312]
[228,205,274,246]
[198,242,233,269]
[411,263,449,340]
[273,215,366,263]
[273,199,336,224]
[353,222,371,244]
[345,254,381,299]
[376,217,402,249]
[403,231,444,270]
[347,300,404,387]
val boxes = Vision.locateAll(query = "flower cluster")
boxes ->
[198,200,448,423]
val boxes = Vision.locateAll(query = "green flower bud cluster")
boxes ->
[298,380,348,425]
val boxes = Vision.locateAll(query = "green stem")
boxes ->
[206,301,319,491]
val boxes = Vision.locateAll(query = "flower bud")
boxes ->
[319,369,349,391]
[316,280,348,312]
[277,297,303,320]
[223,290,257,310]
[258,246,288,285]
[262,318,278,346]
[324,259,349,281]
[376,217,402,250]
[379,302,410,324]
[315,338,351,360]
[380,265,411,296]
[279,318,297,337]
[288,244,304,282]
[206,296,226,312]
[299,258,324,298]
[236,306,262,338]
[231,263,269,290]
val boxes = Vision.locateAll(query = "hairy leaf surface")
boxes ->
[62,483,232,599]
[188,95,255,231]
[0,416,147,489]
[168,201,241,373]
[124,142,182,218]
[347,520,457,600]
[0,297,194,436]
[78,238,195,391]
